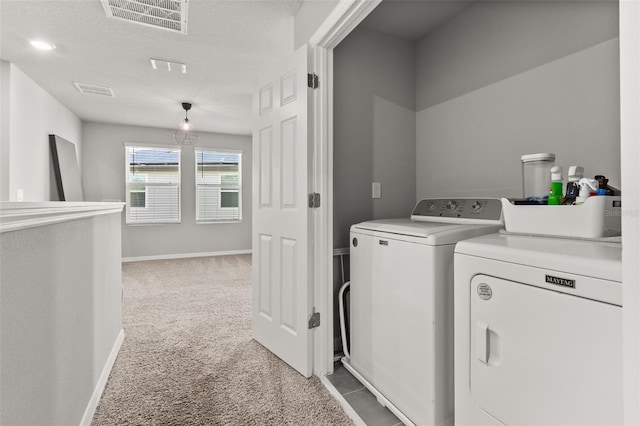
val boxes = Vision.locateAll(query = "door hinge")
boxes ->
[308,309,321,329]
[307,73,319,89]
[308,192,321,208]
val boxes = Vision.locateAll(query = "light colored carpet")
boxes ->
[92,254,352,425]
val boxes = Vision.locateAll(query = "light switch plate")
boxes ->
[372,182,381,199]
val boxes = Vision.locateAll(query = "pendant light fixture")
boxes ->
[174,102,199,146]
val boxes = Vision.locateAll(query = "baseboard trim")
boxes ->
[79,329,125,426]
[122,249,252,263]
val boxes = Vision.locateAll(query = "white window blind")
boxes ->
[125,145,181,224]
[195,149,242,222]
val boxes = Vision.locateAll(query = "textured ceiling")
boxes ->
[0,0,303,135]
[1,0,472,136]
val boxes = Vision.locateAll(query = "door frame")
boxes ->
[307,0,382,376]
[620,1,640,424]
[308,4,640,425]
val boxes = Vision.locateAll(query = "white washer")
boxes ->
[454,233,623,426]
[344,198,503,426]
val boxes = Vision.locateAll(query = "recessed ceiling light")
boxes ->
[29,40,56,51]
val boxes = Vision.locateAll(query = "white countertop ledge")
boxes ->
[0,202,125,233]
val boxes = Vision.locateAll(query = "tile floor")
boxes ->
[327,362,403,426]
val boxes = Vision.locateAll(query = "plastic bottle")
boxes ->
[594,175,614,196]
[563,166,584,205]
[547,166,564,205]
[576,178,599,205]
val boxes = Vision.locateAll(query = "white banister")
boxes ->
[0,201,125,233]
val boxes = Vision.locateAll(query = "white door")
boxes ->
[252,45,314,377]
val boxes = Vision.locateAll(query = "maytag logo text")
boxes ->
[545,274,575,288]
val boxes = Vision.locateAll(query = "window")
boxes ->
[129,174,147,208]
[195,149,242,222]
[125,145,181,224]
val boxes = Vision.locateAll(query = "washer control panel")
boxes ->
[411,198,503,222]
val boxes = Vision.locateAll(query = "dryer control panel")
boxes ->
[411,198,503,223]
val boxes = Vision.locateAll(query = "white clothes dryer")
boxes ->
[344,198,503,426]
[454,233,623,426]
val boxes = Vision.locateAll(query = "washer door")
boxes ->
[469,275,622,425]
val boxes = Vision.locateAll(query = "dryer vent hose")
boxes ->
[339,281,350,359]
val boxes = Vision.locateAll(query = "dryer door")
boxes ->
[469,274,622,425]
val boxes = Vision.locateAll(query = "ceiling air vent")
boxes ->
[73,82,115,97]
[101,0,188,34]
[150,58,187,73]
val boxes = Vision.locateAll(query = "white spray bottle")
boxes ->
[576,178,599,205]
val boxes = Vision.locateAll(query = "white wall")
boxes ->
[82,122,252,259]
[415,0,620,199]
[1,208,123,425]
[294,0,339,49]
[1,62,10,201]
[1,61,82,201]
[333,27,416,249]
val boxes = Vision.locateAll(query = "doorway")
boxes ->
[316,0,640,423]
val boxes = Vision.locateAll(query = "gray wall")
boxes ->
[82,122,252,259]
[332,27,416,356]
[331,1,621,356]
[416,1,618,111]
[332,1,620,229]
[415,0,620,198]
[333,27,416,249]
[1,210,122,425]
